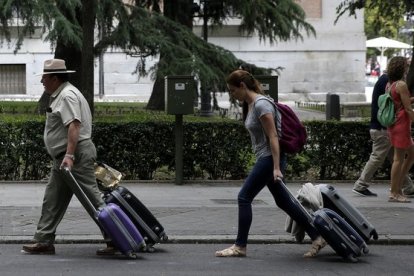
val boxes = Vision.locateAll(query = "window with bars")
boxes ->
[0,64,26,94]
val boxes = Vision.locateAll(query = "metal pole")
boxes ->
[98,23,105,99]
[175,114,184,185]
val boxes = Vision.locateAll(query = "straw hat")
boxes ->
[36,59,76,75]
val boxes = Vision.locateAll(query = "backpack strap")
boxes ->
[388,81,403,112]
[253,96,282,137]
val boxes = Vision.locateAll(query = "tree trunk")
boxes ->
[146,76,165,110]
[54,1,96,114]
[146,0,194,110]
[54,42,82,90]
[81,0,97,114]
[37,91,50,115]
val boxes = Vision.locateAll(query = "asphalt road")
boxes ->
[1,243,413,276]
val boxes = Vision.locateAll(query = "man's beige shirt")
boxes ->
[44,82,92,158]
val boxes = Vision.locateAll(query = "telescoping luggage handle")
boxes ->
[62,167,100,220]
[275,177,315,228]
[111,190,160,243]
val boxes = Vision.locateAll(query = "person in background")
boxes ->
[353,73,414,197]
[21,59,110,255]
[386,56,414,203]
[214,70,326,258]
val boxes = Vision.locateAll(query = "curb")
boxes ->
[4,234,414,246]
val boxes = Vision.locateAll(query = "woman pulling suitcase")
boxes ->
[215,70,326,258]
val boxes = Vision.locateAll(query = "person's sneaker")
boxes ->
[21,243,55,255]
[352,188,377,197]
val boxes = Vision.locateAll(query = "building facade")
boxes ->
[0,0,365,103]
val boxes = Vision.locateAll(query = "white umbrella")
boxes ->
[366,36,412,49]
[366,37,412,73]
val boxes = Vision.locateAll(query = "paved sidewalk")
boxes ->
[1,181,413,245]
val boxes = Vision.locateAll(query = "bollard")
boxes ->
[326,93,340,120]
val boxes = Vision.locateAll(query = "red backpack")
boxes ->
[256,97,307,154]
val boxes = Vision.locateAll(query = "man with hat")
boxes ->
[22,59,109,255]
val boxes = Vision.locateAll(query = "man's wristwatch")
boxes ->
[64,154,75,161]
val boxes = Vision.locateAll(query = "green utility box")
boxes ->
[255,75,278,102]
[165,76,195,115]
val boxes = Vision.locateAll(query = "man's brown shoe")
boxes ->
[96,246,118,256]
[22,243,55,255]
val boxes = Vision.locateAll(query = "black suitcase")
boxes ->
[319,184,378,242]
[63,168,145,258]
[314,208,369,262]
[104,186,168,252]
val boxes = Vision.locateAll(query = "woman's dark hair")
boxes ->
[226,70,264,121]
[387,56,407,82]
[226,70,263,94]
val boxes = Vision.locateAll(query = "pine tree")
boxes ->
[0,0,315,111]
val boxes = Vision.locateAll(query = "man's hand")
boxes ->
[60,155,74,170]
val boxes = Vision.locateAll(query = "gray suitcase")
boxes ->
[319,184,378,242]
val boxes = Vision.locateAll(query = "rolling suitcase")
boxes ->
[319,184,378,242]
[104,186,168,252]
[63,167,145,258]
[313,208,369,262]
[276,180,368,262]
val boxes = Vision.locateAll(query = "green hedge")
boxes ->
[0,118,377,181]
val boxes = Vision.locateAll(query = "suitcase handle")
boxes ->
[62,167,100,220]
[274,178,315,227]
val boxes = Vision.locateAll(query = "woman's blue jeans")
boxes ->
[235,154,319,247]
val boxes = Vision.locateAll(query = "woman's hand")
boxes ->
[274,168,283,182]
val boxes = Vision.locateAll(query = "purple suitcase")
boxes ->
[63,168,145,259]
[104,186,168,252]
[98,203,145,258]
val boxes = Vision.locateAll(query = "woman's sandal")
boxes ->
[215,245,246,257]
[303,237,327,258]
[388,194,411,203]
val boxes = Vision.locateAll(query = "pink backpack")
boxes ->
[256,97,307,154]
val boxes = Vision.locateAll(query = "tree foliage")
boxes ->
[0,0,316,110]
[0,0,83,52]
[336,0,414,92]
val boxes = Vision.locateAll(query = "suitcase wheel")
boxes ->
[161,234,169,242]
[362,246,369,254]
[371,230,379,240]
[347,254,358,263]
[127,252,138,259]
[145,245,156,253]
